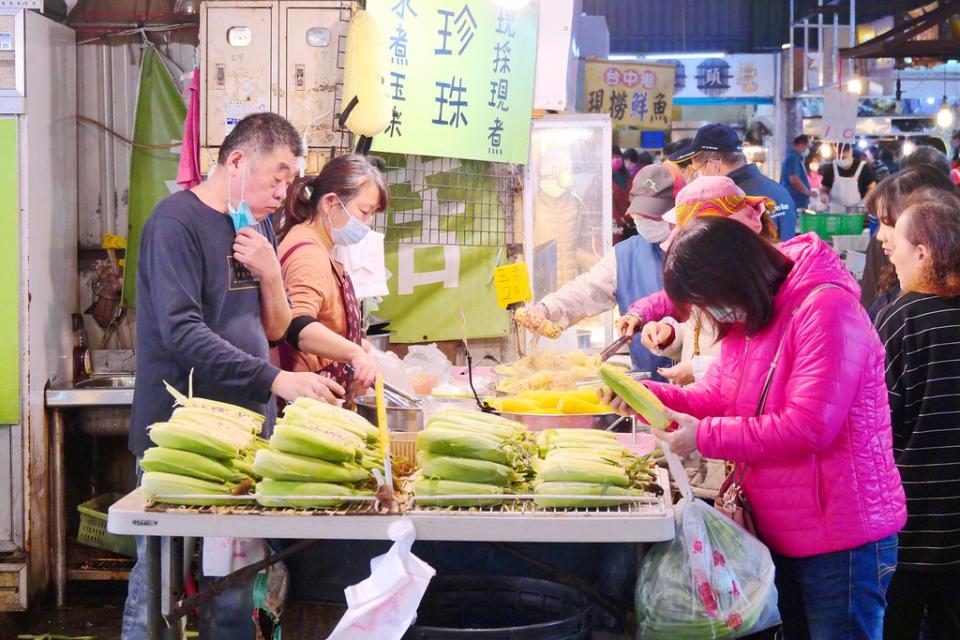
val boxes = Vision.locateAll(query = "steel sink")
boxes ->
[74,375,136,389]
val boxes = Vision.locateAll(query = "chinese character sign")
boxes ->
[583,60,675,131]
[368,0,538,164]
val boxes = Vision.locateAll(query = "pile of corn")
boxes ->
[412,409,536,507]
[493,352,604,393]
[532,429,661,508]
[252,398,379,509]
[487,387,614,415]
[139,396,266,506]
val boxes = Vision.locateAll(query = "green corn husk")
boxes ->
[165,381,264,432]
[292,397,379,441]
[533,481,642,508]
[599,364,671,430]
[412,478,508,507]
[420,456,521,486]
[269,423,363,463]
[438,409,521,429]
[416,428,523,466]
[536,459,630,488]
[140,447,248,483]
[140,471,241,506]
[252,448,370,483]
[147,421,244,460]
[255,479,373,509]
[426,418,517,439]
[171,407,261,436]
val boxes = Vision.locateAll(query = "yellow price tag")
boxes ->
[493,262,532,309]
[102,233,127,250]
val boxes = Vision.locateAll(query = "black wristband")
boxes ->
[285,315,319,350]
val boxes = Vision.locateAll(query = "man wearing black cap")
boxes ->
[672,123,797,241]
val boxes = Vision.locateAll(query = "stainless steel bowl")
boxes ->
[355,396,422,432]
[365,332,393,352]
[497,411,629,431]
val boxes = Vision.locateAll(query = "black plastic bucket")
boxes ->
[403,575,591,639]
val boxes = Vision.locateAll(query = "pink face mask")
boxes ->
[612,157,624,171]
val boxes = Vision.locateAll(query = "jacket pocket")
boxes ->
[812,457,824,514]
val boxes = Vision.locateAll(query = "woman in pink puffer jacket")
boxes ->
[608,218,906,639]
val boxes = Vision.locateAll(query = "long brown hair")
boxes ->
[664,217,794,338]
[277,153,389,243]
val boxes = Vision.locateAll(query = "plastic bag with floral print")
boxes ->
[635,445,780,639]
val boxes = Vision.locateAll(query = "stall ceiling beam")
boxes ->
[842,0,960,59]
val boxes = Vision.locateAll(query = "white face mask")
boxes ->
[634,218,672,244]
[836,157,854,170]
[707,305,747,324]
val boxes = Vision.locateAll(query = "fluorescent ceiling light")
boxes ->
[608,54,639,61]
[645,52,726,60]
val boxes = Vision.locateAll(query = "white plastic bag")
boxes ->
[327,517,436,640]
[635,444,780,639]
[370,349,414,395]
[402,344,452,394]
[201,537,267,577]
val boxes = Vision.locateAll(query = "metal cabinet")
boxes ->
[280,1,350,149]
[201,0,354,149]
[201,1,279,147]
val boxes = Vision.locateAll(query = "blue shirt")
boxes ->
[614,236,672,376]
[728,163,798,241]
[780,148,811,211]
[129,190,280,456]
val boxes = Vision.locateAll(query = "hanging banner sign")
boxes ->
[822,87,859,143]
[670,54,776,100]
[583,60,676,130]
[368,0,539,164]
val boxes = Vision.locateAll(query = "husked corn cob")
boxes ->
[140,447,248,483]
[252,448,370,483]
[535,459,630,488]
[412,478,508,507]
[255,479,373,509]
[148,421,248,460]
[599,364,670,429]
[425,418,523,441]
[269,423,363,463]
[420,456,521,486]
[416,428,523,467]
[514,307,562,339]
[141,471,241,506]
[533,482,641,508]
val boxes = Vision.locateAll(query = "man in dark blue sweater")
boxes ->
[673,123,798,240]
[122,113,342,640]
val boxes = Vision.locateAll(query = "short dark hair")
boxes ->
[794,134,810,146]
[880,148,895,163]
[218,112,304,165]
[637,150,654,165]
[663,217,794,338]
[902,146,951,176]
[663,138,692,157]
[623,148,640,163]
[612,144,623,158]
[868,165,959,227]
[900,198,960,296]
[916,136,948,155]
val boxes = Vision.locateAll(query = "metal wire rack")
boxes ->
[372,154,522,247]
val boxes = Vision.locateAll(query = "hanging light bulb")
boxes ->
[937,98,955,129]
[847,78,863,94]
[819,144,834,159]
[903,139,917,157]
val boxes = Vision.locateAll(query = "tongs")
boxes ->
[599,333,632,362]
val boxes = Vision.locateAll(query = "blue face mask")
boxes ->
[329,195,370,246]
[227,163,256,233]
[707,305,747,324]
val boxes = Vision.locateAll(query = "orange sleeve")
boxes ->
[281,244,338,320]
